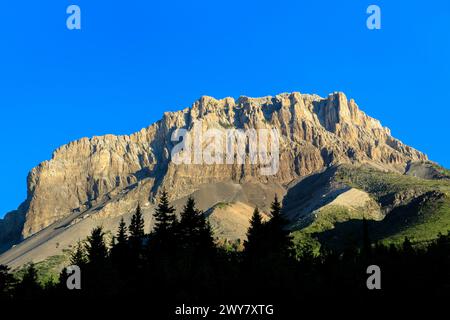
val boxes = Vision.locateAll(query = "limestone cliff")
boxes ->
[1,92,427,246]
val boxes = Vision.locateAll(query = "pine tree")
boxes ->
[178,197,214,251]
[271,195,282,219]
[266,195,293,259]
[153,190,177,237]
[198,212,215,254]
[129,204,145,242]
[70,241,87,266]
[111,218,129,270]
[244,208,264,255]
[0,264,15,299]
[117,218,128,245]
[85,227,108,265]
[128,205,146,267]
[16,263,41,299]
[178,197,201,244]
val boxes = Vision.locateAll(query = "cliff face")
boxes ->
[4,92,427,242]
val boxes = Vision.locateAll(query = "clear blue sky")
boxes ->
[0,0,449,217]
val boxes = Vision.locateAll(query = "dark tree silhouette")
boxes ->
[70,241,87,266]
[15,263,41,300]
[154,190,177,236]
[2,194,449,306]
[198,213,215,254]
[129,205,145,245]
[243,208,264,258]
[177,196,214,252]
[85,227,108,265]
[111,218,130,272]
[116,218,128,245]
[151,190,178,253]
[178,197,202,247]
[362,217,371,258]
[0,265,15,300]
[265,195,293,259]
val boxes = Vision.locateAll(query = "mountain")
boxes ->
[1,91,443,269]
[287,163,450,250]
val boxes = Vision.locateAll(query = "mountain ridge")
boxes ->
[0,91,429,260]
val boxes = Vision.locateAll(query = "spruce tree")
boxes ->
[70,241,87,266]
[85,227,108,265]
[16,263,41,299]
[117,218,128,245]
[271,195,282,219]
[178,197,201,245]
[153,190,177,237]
[0,265,15,299]
[244,208,264,256]
[266,195,293,259]
[128,205,146,268]
[178,197,214,251]
[198,212,215,254]
[111,218,129,268]
[129,204,145,242]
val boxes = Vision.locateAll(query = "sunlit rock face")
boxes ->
[4,92,426,241]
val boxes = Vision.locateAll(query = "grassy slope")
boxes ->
[14,253,69,285]
[336,164,450,242]
[292,165,450,250]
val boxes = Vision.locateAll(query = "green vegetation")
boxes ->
[14,254,68,285]
[0,192,449,306]
[291,231,321,258]
[303,205,363,234]
[431,162,450,178]
[215,202,231,209]
[335,164,450,197]
[314,165,450,246]
[380,196,450,245]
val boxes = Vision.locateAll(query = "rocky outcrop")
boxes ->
[0,202,27,253]
[1,92,427,249]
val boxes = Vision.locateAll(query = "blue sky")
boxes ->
[0,0,449,217]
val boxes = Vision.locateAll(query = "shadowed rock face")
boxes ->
[1,92,427,250]
[0,201,29,253]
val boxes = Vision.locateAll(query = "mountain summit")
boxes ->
[0,92,435,267]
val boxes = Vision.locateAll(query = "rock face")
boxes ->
[1,92,427,249]
[0,205,27,253]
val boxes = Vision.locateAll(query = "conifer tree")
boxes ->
[153,190,177,238]
[244,208,264,256]
[111,218,129,269]
[265,195,293,259]
[271,195,282,219]
[15,263,41,299]
[70,241,87,266]
[178,197,201,245]
[85,227,108,265]
[116,218,128,245]
[129,204,145,242]
[198,212,215,254]
[0,265,15,299]
[178,197,214,251]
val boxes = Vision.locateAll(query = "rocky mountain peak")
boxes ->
[0,92,427,248]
